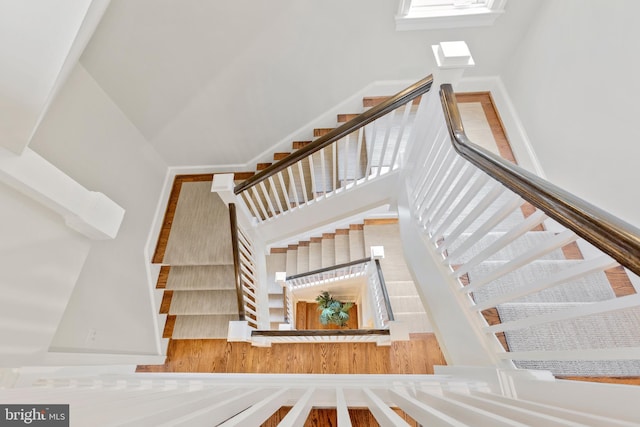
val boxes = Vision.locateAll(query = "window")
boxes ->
[396,0,507,30]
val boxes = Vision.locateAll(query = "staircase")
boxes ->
[266,219,432,333]
[157,181,240,339]
[223,78,640,380]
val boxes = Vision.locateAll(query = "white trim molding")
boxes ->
[396,0,507,30]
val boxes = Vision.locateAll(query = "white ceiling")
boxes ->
[79,0,541,167]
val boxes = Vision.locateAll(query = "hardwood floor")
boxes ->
[262,407,419,427]
[137,333,445,375]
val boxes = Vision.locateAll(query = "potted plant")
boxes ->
[315,291,353,327]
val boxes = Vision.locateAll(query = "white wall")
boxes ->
[0,0,107,154]
[0,182,90,367]
[501,0,640,228]
[79,0,541,167]
[29,64,168,357]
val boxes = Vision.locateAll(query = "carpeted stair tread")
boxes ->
[389,295,426,313]
[270,309,285,322]
[321,236,336,268]
[435,191,526,237]
[172,314,238,339]
[394,312,433,333]
[499,303,640,376]
[308,240,322,271]
[334,232,351,264]
[297,245,310,274]
[266,252,287,294]
[348,229,365,261]
[468,260,615,305]
[166,265,235,290]
[447,231,566,264]
[364,111,414,168]
[269,294,284,308]
[169,290,239,315]
[285,247,298,276]
[163,182,233,265]
[385,281,421,297]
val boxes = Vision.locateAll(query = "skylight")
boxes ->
[396,0,507,30]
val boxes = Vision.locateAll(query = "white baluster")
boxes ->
[241,191,262,223]
[363,388,411,426]
[287,166,300,208]
[364,122,378,179]
[415,389,526,427]
[259,181,276,218]
[486,293,640,334]
[297,161,309,204]
[415,142,453,216]
[462,229,577,293]
[422,155,466,227]
[277,171,291,212]
[389,389,467,427]
[450,210,548,272]
[217,388,291,426]
[308,153,317,197]
[441,390,580,427]
[473,256,619,311]
[439,193,522,255]
[332,142,337,193]
[391,101,415,170]
[336,388,352,427]
[470,390,637,427]
[250,186,269,220]
[158,388,276,426]
[320,147,327,196]
[354,127,366,186]
[410,120,446,193]
[376,110,396,177]
[267,176,283,215]
[429,162,476,238]
[425,173,492,236]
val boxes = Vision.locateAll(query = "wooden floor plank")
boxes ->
[137,334,445,375]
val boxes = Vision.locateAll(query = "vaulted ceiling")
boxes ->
[78,0,541,167]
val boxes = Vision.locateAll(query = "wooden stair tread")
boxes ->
[256,162,272,170]
[337,113,360,123]
[292,140,312,149]
[273,152,290,160]
[313,128,333,137]
[233,171,255,180]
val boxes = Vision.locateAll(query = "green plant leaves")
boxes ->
[315,291,352,327]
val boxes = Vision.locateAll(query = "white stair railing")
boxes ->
[367,258,395,329]
[401,84,640,376]
[11,371,640,425]
[233,76,433,224]
[229,203,260,329]
[250,258,395,345]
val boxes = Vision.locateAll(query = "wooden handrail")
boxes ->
[375,259,394,322]
[228,203,246,321]
[286,257,371,281]
[234,74,434,195]
[439,84,640,276]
